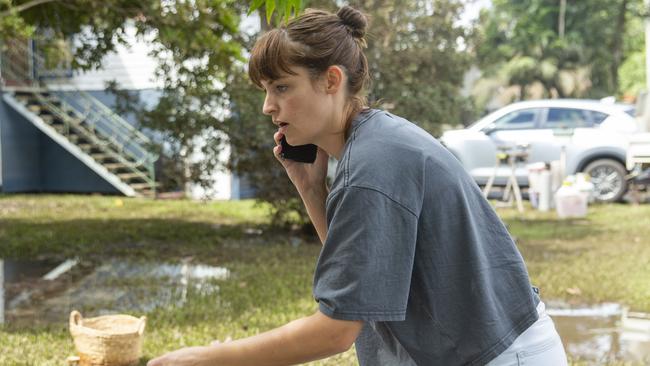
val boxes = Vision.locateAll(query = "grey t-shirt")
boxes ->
[313,110,540,365]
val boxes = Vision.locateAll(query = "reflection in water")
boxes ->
[1,258,229,327]
[1,258,64,325]
[549,304,650,363]
[2,259,649,363]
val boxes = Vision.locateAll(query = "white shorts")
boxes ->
[486,302,568,366]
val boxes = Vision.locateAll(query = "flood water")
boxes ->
[549,303,650,364]
[1,259,649,363]
[0,258,229,327]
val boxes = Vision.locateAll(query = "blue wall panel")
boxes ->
[0,99,42,191]
[0,95,120,194]
[40,132,119,193]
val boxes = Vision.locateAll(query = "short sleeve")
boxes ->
[313,186,418,321]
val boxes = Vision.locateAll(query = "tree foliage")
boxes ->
[2,0,474,226]
[248,0,303,25]
[222,0,474,228]
[473,0,646,106]
[4,0,646,228]
[223,70,311,227]
[352,0,473,135]
[2,0,246,193]
[3,1,243,70]
[617,4,647,99]
[293,0,473,134]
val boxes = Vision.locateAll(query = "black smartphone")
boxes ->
[280,136,318,163]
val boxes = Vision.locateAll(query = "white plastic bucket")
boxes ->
[555,184,587,218]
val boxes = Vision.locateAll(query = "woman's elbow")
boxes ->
[331,321,363,354]
[312,311,363,355]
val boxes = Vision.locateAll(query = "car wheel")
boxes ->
[582,159,627,203]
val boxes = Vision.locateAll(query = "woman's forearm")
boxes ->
[201,311,361,366]
[298,185,329,245]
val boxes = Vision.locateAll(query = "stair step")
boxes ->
[52,125,67,134]
[137,190,156,198]
[15,90,48,98]
[78,143,93,151]
[118,172,145,180]
[27,105,41,113]
[15,95,31,104]
[68,135,83,143]
[91,153,112,161]
[103,163,127,170]
[40,115,55,123]
[73,137,89,145]
[39,109,58,118]
[18,91,50,98]
[42,98,62,107]
[130,182,155,190]
[27,96,61,106]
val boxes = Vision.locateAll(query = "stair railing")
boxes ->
[1,37,158,193]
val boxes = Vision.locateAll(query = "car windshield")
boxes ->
[605,102,635,117]
[467,109,503,129]
[467,103,636,129]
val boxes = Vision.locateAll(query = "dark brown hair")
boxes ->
[248,6,370,129]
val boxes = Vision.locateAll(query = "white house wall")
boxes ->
[63,25,234,199]
[187,130,232,200]
[46,25,162,91]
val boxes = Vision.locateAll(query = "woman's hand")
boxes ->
[273,132,329,197]
[147,337,231,366]
[146,346,212,366]
[274,132,330,243]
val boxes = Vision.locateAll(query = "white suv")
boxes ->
[440,99,638,202]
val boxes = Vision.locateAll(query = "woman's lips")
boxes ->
[278,122,289,134]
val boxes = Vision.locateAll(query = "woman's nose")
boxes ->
[262,94,276,116]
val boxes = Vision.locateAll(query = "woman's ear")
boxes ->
[325,65,345,94]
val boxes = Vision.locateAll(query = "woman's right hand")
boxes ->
[273,131,329,198]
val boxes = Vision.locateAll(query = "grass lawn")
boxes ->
[499,204,650,312]
[1,194,649,365]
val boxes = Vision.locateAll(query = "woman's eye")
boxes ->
[276,85,288,93]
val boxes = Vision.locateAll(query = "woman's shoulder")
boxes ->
[341,112,429,183]
[349,110,439,161]
[344,110,463,182]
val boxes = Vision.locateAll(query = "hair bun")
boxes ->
[337,6,367,39]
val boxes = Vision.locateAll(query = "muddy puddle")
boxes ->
[0,258,229,327]
[2,259,649,363]
[548,303,650,363]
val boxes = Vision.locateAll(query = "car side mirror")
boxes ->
[482,123,498,135]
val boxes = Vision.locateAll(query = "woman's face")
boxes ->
[260,66,336,146]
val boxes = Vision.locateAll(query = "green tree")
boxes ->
[617,2,647,99]
[223,0,474,227]
[1,0,245,192]
[300,0,473,134]
[2,1,243,70]
[1,0,307,226]
[473,0,645,105]
[2,0,473,228]
[223,70,310,227]
[358,0,472,135]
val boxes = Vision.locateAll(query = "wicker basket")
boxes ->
[69,310,146,366]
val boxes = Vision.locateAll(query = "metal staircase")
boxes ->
[0,39,157,197]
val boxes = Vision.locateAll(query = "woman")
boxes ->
[149,6,567,366]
